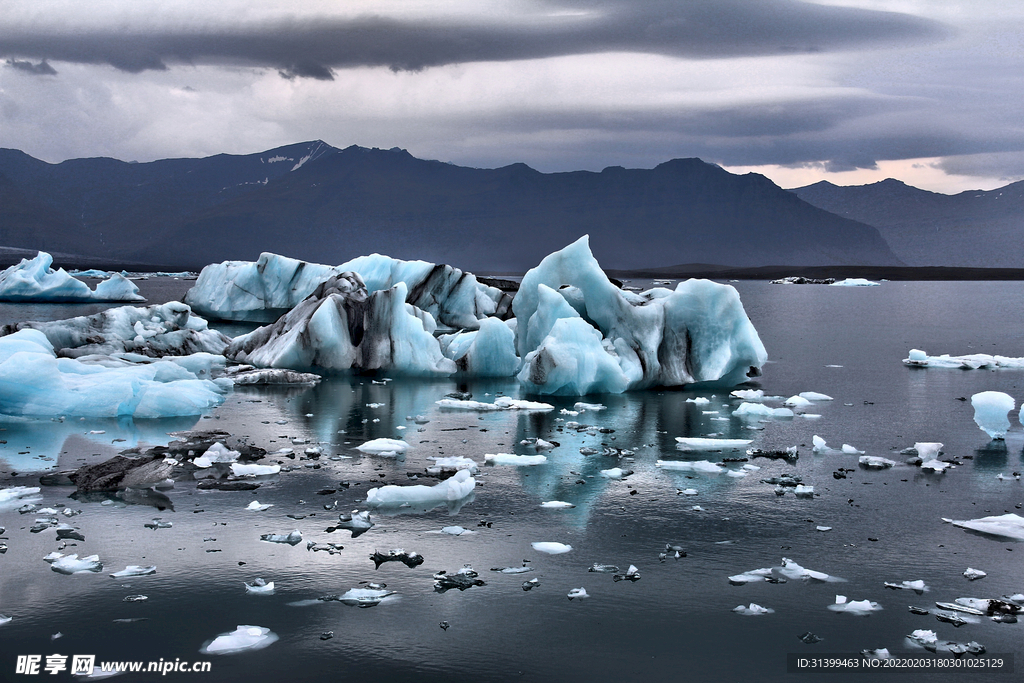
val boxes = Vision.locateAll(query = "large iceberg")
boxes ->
[0,329,228,418]
[184,252,511,328]
[439,317,520,376]
[971,391,1014,439]
[512,237,765,394]
[225,274,456,376]
[0,252,144,302]
[1,302,229,358]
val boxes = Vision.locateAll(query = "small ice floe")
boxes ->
[816,526,832,532]
[260,530,302,545]
[49,554,103,574]
[434,567,485,592]
[812,436,829,453]
[540,501,575,509]
[331,510,374,537]
[123,594,148,602]
[436,397,553,411]
[674,437,752,451]
[733,603,774,616]
[656,460,725,474]
[799,392,833,401]
[747,447,798,462]
[426,456,479,476]
[953,598,1022,618]
[794,485,814,498]
[942,514,1024,541]
[574,402,606,411]
[244,578,275,595]
[861,649,891,659]
[110,565,156,578]
[733,403,793,419]
[828,595,882,615]
[996,472,1021,481]
[532,542,572,555]
[231,463,281,477]
[335,587,397,607]
[484,453,547,466]
[0,614,12,626]
[520,438,557,451]
[55,523,85,541]
[659,544,686,560]
[783,396,811,408]
[777,558,845,582]
[522,578,540,591]
[963,568,987,581]
[798,632,823,644]
[729,568,775,585]
[678,488,699,496]
[829,278,879,287]
[200,625,279,655]
[589,563,619,573]
[370,549,424,569]
[306,542,344,555]
[613,565,640,582]
[841,444,864,454]
[143,518,173,529]
[193,442,240,468]
[567,587,588,600]
[904,349,1024,370]
[366,469,475,508]
[686,396,710,405]
[491,564,532,574]
[884,580,928,593]
[691,505,704,511]
[436,526,475,536]
[599,467,632,479]
[920,459,951,473]
[355,438,412,457]
[0,486,42,510]
[971,391,1014,439]
[905,629,985,655]
[245,501,273,512]
[859,455,897,469]
[731,389,764,400]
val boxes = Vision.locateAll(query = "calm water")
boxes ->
[1,279,1022,682]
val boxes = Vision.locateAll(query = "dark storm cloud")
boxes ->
[0,0,946,76]
[5,58,57,75]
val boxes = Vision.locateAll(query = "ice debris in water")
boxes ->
[904,348,1024,370]
[540,501,575,509]
[613,565,641,582]
[143,518,173,530]
[356,438,412,455]
[484,453,547,466]
[0,252,144,302]
[971,391,1015,439]
[370,549,424,569]
[331,510,374,537]
[841,444,863,454]
[0,615,12,626]
[861,649,891,659]
[685,397,710,405]
[200,625,279,655]
[905,629,986,655]
[783,395,811,408]
[231,463,281,477]
[884,580,928,593]
[434,567,486,592]
[733,403,793,419]
[110,565,156,578]
[0,486,42,509]
[829,278,879,287]
[962,568,987,581]
[328,587,397,607]
[522,578,540,591]
[48,554,103,574]
[733,603,774,615]
[812,436,828,453]
[426,456,479,475]
[942,514,1024,541]
[244,578,275,595]
[828,595,882,615]
[674,437,752,451]
[366,469,475,507]
[491,564,532,574]
[794,485,814,498]
[567,588,589,600]
[656,460,725,474]
[437,396,554,411]
[574,402,605,411]
[859,455,897,469]
[799,392,833,401]
[599,467,630,479]
[246,501,273,512]
[260,530,302,545]
[532,542,572,555]
[731,389,764,400]
[798,632,823,644]
[589,563,619,573]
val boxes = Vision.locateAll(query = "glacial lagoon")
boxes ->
[1,277,1022,681]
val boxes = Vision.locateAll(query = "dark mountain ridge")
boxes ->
[0,142,900,271]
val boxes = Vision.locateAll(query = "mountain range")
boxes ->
[0,141,901,272]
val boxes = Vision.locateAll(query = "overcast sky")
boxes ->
[1,0,1022,193]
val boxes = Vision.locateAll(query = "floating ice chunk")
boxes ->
[260,530,302,545]
[613,565,641,582]
[0,252,144,302]
[228,368,321,385]
[110,565,156,577]
[731,389,764,401]
[50,554,103,574]
[778,558,844,582]
[914,442,942,460]
[433,567,485,592]
[230,463,281,477]
[491,564,532,574]
[541,501,575,509]
[728,569,775,584]
[799,392,833,401]
[574,402,606,411]
[678,488,699,495]
[370,549,424,569]
[942,514,1024,541]
[841,444,863,454]
[336,588,396,607]
[356,438,412,455]
[246,501,273,511]
[726,470,748,478]
[200,625,279,655]
[884,580,928,592]
[812,436,828,453]
[905,629,938,649]
[828,595,882,614]
[426,456,479,475]
[0,486,42,510]
[439,526,474,536]
[436,398,503,411]
[734,403,793,419]
[859,455,897,469]
[366,469,475,507]
[192,442,241,468]
[794,485,814,498]
[783,395,811,408]
[656,460,725,474]
[532,542,572,555]
[920,459,950,473]
[599,467,629,479]
[484,453,547,466]
[244,578,275,595]
[674,437,752,451]
[686,397,711,405]
[862,649,891,659]
[903,349,1024,369]
[0,614,10,626]
[816,526,832,532]
[971,391,1014,439]
[733,603,774,615]
[829,278,879,287]
[143,519,172,529]
[963,568,987,580]
[567,587,589,600]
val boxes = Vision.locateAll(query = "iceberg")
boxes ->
[366,469,475,508]
[859,455,897,469]
[828,595,882,614]
[829,278,880,287]
[0,252,144,303]
[971,391,1014,439]
[0,330,228,418]
[942,514,1024,540]
[426,456,479,475]
[356,438,412,456]
[531,541,572,554]
[184,251,510,328]
[225,274,456,376]
[674,437,752,451]
[484,453,547,466]
[1,302,229,358]
[513,237,766,394]
[49,554,103,574]
[904,348,1024,369]
[230,462,280,477]
[244,578,275,595]
[110,565,156,577]
[439,318,520,376]
[962,568,987,581]
[799,392,833,401]
[200,625,279,655]
[733,403,793,419]
[567,587,589,600]
[336,587,396,606]
[193,442,240,468]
